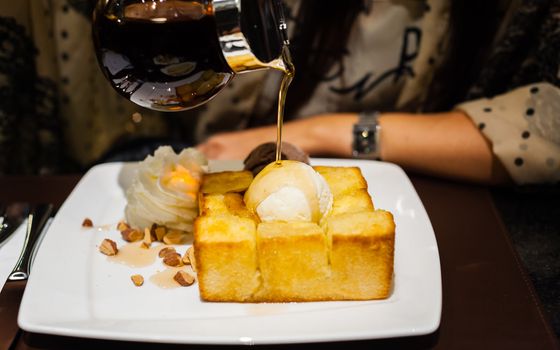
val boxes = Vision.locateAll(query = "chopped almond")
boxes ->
[163,230,188,245]
[149,223,158,241]
[174,270,195,286]
[99,239,118,256]
[163,252,182,267]
[142,227,153,248]
[154,226,167,242]
[182,250,191,265]
[82,218,93,227]
[131,274,144,286]
[121,228,143,242]
[158,247,176,258]
[187,246,196,272]
[117,221,130,232]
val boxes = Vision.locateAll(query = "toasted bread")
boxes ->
[326,210,395,299]
[313,166,367,197]
[193,166,395,302]
[329,188,374,217]
[199,192,257,220]
[201,170,253,194]
[254,221,330,301]
[194,215,260,301]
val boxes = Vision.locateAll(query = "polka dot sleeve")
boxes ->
[456,83,560,185]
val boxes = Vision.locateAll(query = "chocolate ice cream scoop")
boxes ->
[244,142,310,175]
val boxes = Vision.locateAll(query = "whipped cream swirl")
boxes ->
[125,146,207,232]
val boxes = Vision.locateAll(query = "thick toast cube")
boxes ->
[194,215,259,301]
[198,193,228,216]
[255,221,330,301]
[201,170,253,194]
[329,189,374,217]
[326,210,395,299]
[313,166,367,197]
[194,165,396,302]
[199,193,257,220]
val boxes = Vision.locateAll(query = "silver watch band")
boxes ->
[352,111,381,159]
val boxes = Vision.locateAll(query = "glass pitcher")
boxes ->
[92,0,290,111]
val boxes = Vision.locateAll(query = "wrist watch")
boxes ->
[352,110,381,159]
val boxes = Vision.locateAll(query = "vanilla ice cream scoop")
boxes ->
[244,160,333,223]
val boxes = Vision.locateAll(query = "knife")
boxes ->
[0,203,53,350]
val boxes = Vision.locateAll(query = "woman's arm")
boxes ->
[197,111,511,184]
[378,111,510,184]
[195,113,354,160]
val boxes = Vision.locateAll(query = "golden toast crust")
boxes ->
[193,166,395,302]
[201,170,253,194]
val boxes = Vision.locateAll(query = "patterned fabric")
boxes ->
[466,0,560,99]
[0,0,181,174]
[458,83,560,184]
[0,15,63,174]
[457,0,560,184]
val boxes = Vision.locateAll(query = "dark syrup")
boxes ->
[93,2,233,111]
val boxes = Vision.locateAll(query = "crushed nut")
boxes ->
[130,274,144,286]
[182,251,190,265]
[173,270,195,286]
[163,252,182,267]
[149,223,158,241]
[99,239,118,256]
[187,246,196,272]
[154,226,166,242]
[82,218,93,227]
[163,230,188,245]
[158,247,176,258]
[142,227,153,248]
[121,228,143,242]
[117,221,130,232]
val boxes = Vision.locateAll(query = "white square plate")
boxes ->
[18,159,441,345]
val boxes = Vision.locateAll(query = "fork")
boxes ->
[0,203,54,350]
[8,204,54,281]
[0,203,31,247]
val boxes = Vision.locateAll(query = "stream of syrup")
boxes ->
[274,45,295,163]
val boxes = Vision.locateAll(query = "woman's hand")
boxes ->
[196,127,277,160]
[196,113,357,160]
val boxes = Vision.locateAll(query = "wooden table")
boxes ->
[0,173,558,349]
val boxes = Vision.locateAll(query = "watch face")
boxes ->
[353,124,380,159]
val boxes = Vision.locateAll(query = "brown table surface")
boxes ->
[0,173,558,350]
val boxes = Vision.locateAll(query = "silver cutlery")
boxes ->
[0,203,53,350]
[0,203,31,247]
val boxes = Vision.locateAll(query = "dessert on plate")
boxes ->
[194,159,396,302]
[117,145,395,300]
